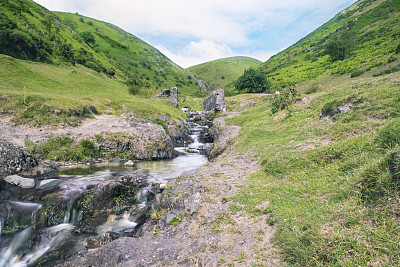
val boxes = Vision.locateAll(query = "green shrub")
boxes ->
[305,83,321,94]
[270,86,298,114]
[324,32,354,61]
[79,31,95,46]
[388,56,398,63]
[396,43,400,54]
[234,67,271,94]
[373,66,400,77]
[350,69,365,78]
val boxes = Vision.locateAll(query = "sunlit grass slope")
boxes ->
[224,72,400,265]
[260,0,400,88]
[0,55,183,126]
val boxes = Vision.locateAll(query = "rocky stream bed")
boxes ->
[0,112,279,266]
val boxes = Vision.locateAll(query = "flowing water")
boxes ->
[0,122,209,266]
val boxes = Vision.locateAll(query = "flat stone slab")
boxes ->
[38,179,62,190]
[5,175,35,188]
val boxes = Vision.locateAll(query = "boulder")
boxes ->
[97,118,177,160]
[239,100,256,108]
[5,175,35,188]
[208,125,241,161]
[124,160,135,167]
[38,179,61,190]
[0,138,38,176]
[203,89,226,112]
[338,103,353,114]
[91,171,147,210]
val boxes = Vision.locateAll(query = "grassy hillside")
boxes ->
[224,71,400,266]
[0,55,184,126]
[217,0,400,264]
[188,56,261,94]
[0,0,207,99]
[260,0,400,88]
[55,12,205,97]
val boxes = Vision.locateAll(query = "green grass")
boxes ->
[224,72,400,265]
[56,12,206,97]
[188,56,262,95]
[260,0,400,88]
[0,55,184,126]
[0,0,207,98]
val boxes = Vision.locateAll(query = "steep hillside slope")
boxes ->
[188,56,261,93]
[260,0,400,88]
[55,12,205,96]
[0,0,206,98]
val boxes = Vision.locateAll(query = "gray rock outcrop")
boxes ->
[239,100,256,108]
[203,89,226,112]
[170,87,179,108]
[0,139,38,176]
[91,171,147,210]
[157,113,187,145]
[79,117,177,160]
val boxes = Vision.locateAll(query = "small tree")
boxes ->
[234,67,271,94]
[325,32,354,61]
[79,31,95,46]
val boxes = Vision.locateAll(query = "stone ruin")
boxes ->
[203,89,226,112]
[170,87,178,108]
[156,87,179,108]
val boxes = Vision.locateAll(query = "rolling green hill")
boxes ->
[0,0,209,126]
[0,0,207,98]
[260,0,400,89]
[188,56,261,93]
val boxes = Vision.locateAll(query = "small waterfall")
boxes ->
[0,224,74,267]
[0,227,32,267]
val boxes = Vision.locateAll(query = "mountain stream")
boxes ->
[0,122,209,267]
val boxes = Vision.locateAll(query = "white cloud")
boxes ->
[156,40,233,68]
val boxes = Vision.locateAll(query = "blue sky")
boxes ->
[34,0,357,68]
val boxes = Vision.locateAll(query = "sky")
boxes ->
[33,0,357,68]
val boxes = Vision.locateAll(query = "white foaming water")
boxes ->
[97,212,137,235]
[0,227,32,267]
[58,169,116,192]
[0,224,74,267]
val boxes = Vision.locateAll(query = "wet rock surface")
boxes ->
[4,175,35,189]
